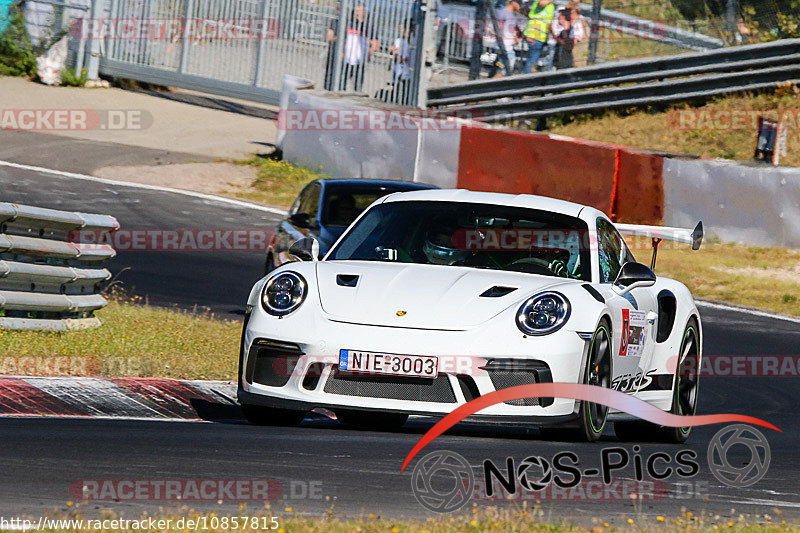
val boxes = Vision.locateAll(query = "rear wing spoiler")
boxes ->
[615,222,703,270]
[615,221,704,251]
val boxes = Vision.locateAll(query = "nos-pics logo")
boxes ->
[410,424,771,512]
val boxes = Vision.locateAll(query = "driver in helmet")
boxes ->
[422,217,468,265]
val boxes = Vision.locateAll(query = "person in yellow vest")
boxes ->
[522,0,555,73]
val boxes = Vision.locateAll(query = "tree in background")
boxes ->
[0,1,36,76]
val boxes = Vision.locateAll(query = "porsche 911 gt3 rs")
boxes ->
[238,189,703,442]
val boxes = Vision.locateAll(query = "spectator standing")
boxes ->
[552,4,584,69]
[567,0,590,67]
[339,3,378,92]
[483,0,523,78]
[522,0,555,73]
[389,21,415,104]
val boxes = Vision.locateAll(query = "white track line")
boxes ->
[697,300,800,324]
[0,159,287,216]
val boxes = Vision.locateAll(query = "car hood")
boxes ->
[314,261,573,330]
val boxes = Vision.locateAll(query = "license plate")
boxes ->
[338,350,438,378]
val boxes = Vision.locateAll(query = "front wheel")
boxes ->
[241,404,306,426]
[579,319,612,441]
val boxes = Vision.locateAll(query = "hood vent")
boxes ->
[480,286,517,298]
[336,274,360,287]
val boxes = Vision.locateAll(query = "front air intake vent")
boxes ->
[336,274,359,287]
[480,286,517,298]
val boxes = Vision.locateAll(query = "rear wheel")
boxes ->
[579,319,612,441]
[336,409,408,431]
[241,404,305,426]
[665,320,700,443]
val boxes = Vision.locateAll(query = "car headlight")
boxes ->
[516,291,571,336]
[261,272,307,316]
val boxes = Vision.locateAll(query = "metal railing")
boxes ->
[0,203,119,331]
[80,0,435,107]
[427,38,800,122]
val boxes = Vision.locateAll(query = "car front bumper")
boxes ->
[239,309,593,422]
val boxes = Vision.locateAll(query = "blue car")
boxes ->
[265,179,436,275]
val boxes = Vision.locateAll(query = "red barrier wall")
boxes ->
[456,126,663,224]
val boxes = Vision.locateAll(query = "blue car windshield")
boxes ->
[327,201,592,280]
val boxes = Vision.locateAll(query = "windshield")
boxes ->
[328,200,591,280]
[322,188,407,227]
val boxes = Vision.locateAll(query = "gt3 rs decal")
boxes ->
[612,369,658,393]
[619,309,647,357]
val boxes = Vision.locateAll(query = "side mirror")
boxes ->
[612,262,656,296]
[289,212,317,229]
[288,237,320,262]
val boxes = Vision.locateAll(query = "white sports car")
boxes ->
[238,190,704,442]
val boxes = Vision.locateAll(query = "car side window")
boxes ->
[597,218,625,283]
[296,183,321,218]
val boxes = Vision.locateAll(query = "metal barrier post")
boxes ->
[331,0,351,92]
[86,0,105,79]
[178,0,195,74]
[254,0,269,87]
[469,0,487,80]
[76,16,87,73]
[413,0,437,108]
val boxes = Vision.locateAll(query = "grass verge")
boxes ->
[634,238,800,317]
[231,157,329,208]
[0,295,240,380]
[545,88,800,166]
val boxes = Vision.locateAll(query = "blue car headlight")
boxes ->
[516,291,571,335]
[261,272,307,316]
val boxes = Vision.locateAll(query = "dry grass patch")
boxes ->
[0,296,240,380]
[637,239,800,316]
[546,90,800,166]
[232,158,328,207]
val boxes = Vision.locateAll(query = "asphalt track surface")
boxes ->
[2,164,800,523]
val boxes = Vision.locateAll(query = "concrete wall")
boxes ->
[664,158,800,247]
[279,79,464,187]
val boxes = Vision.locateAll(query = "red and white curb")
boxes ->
[0,376,238,420]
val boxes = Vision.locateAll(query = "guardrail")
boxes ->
[427,38,800,122]
[0,203,119,331]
